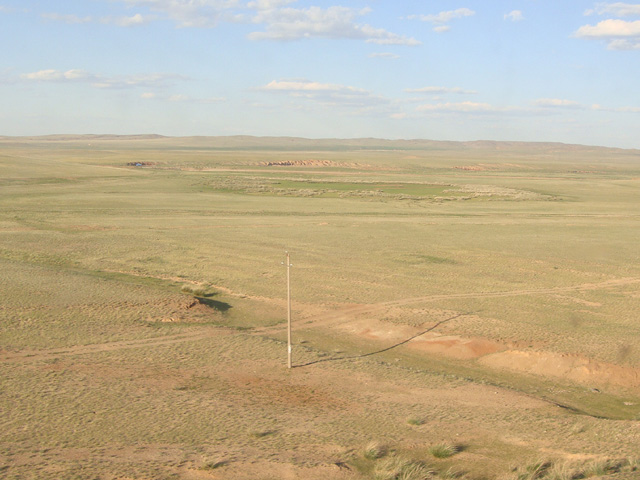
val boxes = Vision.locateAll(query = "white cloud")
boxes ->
[107,1,420,45]
[433,25,451,33]
[1,6,30,14]
[504,10,524,22]
[142,92,224,103]
[42,12,154,26]
[248,6,420,45]
[119,0,240,27]
[405,86,477,95]
[62,69,93,81]
[259,79,389,109]
[574,18,640,49]
[585,3,640,17]
[575,18,640,36]
[606,38,640,48]
[21,69,185,89]
[109,14,152,26]
[589,103,640,112]
[408,8,475,32]
[262,79,367,95]
[21,69,93,81]
[411,8,475,25]
[97,73,186,89]
[42,13,93,24]
[534,98,583,108]
[247,0,295,9]
[416,101,500,113]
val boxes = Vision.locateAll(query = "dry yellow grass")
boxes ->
[1,136,640,479]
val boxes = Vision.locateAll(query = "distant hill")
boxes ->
[0,134,637,154]
[0,134,166,142]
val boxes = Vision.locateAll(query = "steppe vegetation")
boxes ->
[1,135,639,479]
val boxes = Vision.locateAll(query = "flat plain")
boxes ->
[1,135,639,479]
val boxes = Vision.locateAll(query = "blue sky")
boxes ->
[1,1,639,148]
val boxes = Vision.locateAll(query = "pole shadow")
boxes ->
[294,313,468,368]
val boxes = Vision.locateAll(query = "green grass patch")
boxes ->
[428,443,459,459]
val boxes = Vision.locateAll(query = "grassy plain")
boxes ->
[1,135,640,479]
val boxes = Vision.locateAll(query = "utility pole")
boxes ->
[283,252,293,368]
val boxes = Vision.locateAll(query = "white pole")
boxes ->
[286,251,292,369]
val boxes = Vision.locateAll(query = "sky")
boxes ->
[1,1,639,148]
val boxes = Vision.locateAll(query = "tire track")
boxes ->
[3,277,637,363]
[0,328,232,363]
[261,276,640,333]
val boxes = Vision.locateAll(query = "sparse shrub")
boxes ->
[364,441,388,460]
[181,284,207,296]
[582,460,604,477]
[625,457,640,471]
[525,461,552,480]
[509,460,551,480]
[200,459,227,470]
[398,461,433,480]
[582,458,621,477]
[407,416,426,426]
[569,423,587,435]
[438,467,464,479]
[428,443,458,459]
[374,456,433,480]
[545,461,582,480]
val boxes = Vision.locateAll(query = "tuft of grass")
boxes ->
[545,461,582,480]
[398,462,433,480]
[428,443,458,459]
[373,456,433,480]
[181,284,208,296]
[407,416,426,426]
[582,458,621,477]
[200,459,227,470]
[569,423,587,435]
[508,460,551,480]
[504,457,637,480]
[438,467,465,479]
[364,441,388,460]
[526,461,551,480]
[625,457,640,472]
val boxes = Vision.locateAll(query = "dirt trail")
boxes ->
[0,329,231,363]
[3,276,637,365]
[278,276,640,332]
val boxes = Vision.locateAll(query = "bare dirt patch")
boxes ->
[260,159,370,168]
[146,296,227,323]
[409,335,503,359]
[480,350,640,391]
[454,165,487,171]
[334,316,504,360]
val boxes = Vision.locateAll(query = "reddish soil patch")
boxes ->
[147,296,223,323]
[260,159,369,168]
[480,350,640,391]
[454,165,486,171]
[339,318,504,360]
[409,335,503,359]
[220,371,350,410]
